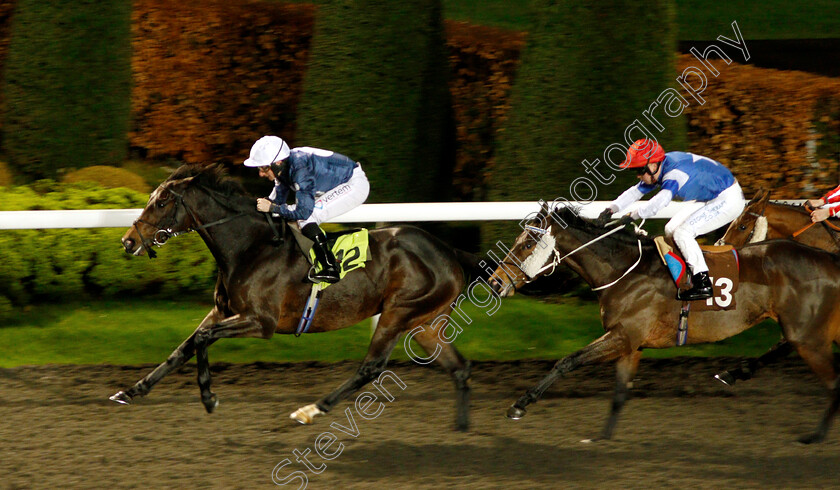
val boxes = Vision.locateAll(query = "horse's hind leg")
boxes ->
[109,308,221,404]
[508,330,630,421]
[791,342,839,444]
[291,312,408,425]
[408,321,472,431]
[714,339,793,386]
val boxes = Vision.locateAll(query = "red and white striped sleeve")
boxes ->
[826,201,840,218]
[822,184,840,204]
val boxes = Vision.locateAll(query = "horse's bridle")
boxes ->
[736,209,765,244]
[497,220,646,292]
[132,186,246,258]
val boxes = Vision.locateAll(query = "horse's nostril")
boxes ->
[123,238,135,251]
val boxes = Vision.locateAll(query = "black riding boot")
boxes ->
[301,223,340,283]
[676,271,713,301]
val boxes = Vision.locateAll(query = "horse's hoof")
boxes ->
[714,371,736,386]
[109,391,132,405]
[506,405,526,420]
[290,404,324,425]
[203,394,219,413]
[580,435,609,444]
[796,432,825,445]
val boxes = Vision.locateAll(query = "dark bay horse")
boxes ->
[715,189,840,385]
[490,205,840,444]
[112,164,474,430]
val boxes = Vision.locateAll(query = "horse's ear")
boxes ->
[168,176,196,187]
[751,188,770,213]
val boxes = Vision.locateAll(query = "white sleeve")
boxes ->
[611,186,644,213]
[635,189,674,219]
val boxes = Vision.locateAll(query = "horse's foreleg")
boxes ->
[714,339,793,386]
[507,330,629,420]
[110,309,221,404]
[409,321,472,431]
[594,349,643,442]
[193,314,268,413]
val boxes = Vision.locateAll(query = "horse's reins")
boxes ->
[512,218,647,291]
[133,186,247,258]
[789,203,840,237]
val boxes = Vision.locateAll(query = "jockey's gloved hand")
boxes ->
[595,208,614,227]
[616,214,634,227]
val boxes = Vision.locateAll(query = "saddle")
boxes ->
[654,236,740,312]
[287,224,372,335]
[288,224,371,283]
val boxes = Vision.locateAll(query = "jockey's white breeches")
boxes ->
[299,165,370,227]
[664,182,744,274]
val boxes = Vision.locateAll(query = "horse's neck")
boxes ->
[766,205,809,237]
[556,228,645,287]
[767,205,840,252]
[192,203,282,269]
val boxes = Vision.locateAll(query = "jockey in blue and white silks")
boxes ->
[599,139,744,301]
[245,135,370,283]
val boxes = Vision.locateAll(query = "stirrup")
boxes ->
[676,286,713,301]
[308,265,340,284]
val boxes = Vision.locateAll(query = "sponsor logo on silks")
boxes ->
[320,184,352,205]
[664,251,686,286]
[314,201,324,210]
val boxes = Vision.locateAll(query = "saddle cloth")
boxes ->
[288,224,371,288]
[654,236,740,311]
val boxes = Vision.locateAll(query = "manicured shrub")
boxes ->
[2,0,131,180]
[296,0,455,203]
[63,166,151,193]
[483,0,684,250]
[0,182,216,308]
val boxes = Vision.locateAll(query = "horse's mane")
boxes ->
[167,163,254,210]
[547,206,657,249]
[767,200,811,213]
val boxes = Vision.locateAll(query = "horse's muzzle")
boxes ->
[122,237,147,257]
[122,237,136,253]
[490,277,514,298]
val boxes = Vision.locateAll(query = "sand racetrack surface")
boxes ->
[1,357,838,489]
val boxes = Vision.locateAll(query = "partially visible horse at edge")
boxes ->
[490,205,840,444]
[111,163,476,430]
[714,189,840,385]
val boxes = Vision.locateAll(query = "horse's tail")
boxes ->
[454,249,494,284]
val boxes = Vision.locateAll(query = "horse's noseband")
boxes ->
[132,186,246,258]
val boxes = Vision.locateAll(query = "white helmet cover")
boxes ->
[244,135,290,167]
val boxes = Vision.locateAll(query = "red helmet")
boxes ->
[620,139,665,169]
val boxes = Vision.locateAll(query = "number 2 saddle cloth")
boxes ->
[307,228,371,289]
[653,236,740,311]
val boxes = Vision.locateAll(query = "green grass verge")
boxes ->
[0,297,782,367]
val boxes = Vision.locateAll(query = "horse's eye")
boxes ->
[525,243,533,250]
[157,198,169,208]
[739,225,746,231]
